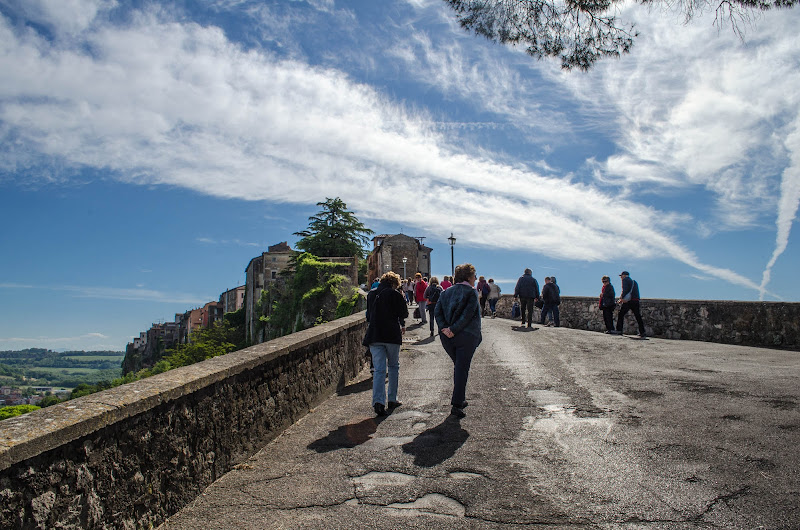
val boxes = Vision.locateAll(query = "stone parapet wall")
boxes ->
[0,314,368,529]
[492,296,800,350]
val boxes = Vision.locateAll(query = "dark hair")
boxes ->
[454,263,476,284]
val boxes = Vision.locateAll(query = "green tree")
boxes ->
[445,0,798,70]
[0,405,40,421]
[294,197,373,258]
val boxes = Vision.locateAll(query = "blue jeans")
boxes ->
[488,298,498,313]
[370,342,400,406]
[541,304,560,326]
[439,332,481,406]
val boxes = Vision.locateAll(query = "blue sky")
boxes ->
[1,0,798,352]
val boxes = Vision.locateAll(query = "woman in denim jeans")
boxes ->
[363,271,408,416]
[434,263,482,418]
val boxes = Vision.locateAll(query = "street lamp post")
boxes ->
[402,257,407,279]
[447,233,456,276]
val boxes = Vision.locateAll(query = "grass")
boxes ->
[62,355,124,362]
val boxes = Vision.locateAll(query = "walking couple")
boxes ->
[363,264,482,419]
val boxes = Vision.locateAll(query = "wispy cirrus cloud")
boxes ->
[0,282,207,305]
[0,2,786,297]
[196,237,260,247]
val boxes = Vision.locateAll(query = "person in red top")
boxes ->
[414,273,429,323]
[440,276,453,290]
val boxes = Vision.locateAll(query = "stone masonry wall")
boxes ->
[492,295,800,350]
[0,314,368,530]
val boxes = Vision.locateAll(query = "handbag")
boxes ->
[534,299,544,309]
[413,307,420,319]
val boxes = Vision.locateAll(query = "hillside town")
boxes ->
[124,234,432,364]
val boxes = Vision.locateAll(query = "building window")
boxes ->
[271,271,277,279]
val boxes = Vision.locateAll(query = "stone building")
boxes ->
[219,285,246,314]
[367,234,432,282]
[245,242,296,344]
[244,242,362,344]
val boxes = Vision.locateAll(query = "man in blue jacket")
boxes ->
[614,271,646,337]
[513,268,540,328]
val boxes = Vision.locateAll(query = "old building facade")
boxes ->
[367,234,432,282]
[219,285,245,314]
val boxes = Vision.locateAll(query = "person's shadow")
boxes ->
[512,325,538,332]
[401,416,469,468]
[307,416,386,453]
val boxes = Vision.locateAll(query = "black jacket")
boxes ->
[514,273,540,299]
[363,283,408,346]
[541,282,560,305]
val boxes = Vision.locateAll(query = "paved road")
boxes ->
[161,315,800,529]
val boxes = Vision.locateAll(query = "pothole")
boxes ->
[389,410,432,421]
[387,493,465,517]
[363,436,415,450]
[448,471,483,480]
[353,471,416,487]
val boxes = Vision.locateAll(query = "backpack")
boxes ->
[511,302,520,319]
[428,286,442,306]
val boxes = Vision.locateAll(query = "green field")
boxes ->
[62,356,124,362]
[29,367,103,375]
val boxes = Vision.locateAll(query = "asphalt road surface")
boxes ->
[161,316,800,529]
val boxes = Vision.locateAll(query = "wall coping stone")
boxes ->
[0,312,366,472]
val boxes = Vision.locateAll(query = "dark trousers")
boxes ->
[616,300,645,335]
[602,306,615,331]
[440,332,481,406]
[427,305,436,334]
[479,295,488,314]
[540,303,560,326]
[519,297,535,325]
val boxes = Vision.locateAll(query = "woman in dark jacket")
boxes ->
[599,275,616,333]
[434,263,481,418]
[424,276,443,337]
[364,271,408,416]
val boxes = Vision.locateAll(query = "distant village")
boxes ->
[0,386,70,407]
[125,234,433,362]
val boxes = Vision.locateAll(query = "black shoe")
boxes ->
[450,406,466,418]
[455,401,468,408]
[388,401,402,410]
[374,403,386,416]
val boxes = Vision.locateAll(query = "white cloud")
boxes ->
[0,282,207,304]
[0,4,783,295]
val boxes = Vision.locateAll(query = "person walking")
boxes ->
[599,275,616,332]
[540,277,560,327]
[476,276,490,316]
[440,276,452,290]
[424,277,443,336]
[615,271,646,337]
[487,279,501,318]
[434,263,482,418]
[402,279,412,305]
[514,268,540,328]
[363,271,408,416]
[414,273,429,323]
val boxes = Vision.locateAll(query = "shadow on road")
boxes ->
[337,377,373,397]
[414,335,436,345]
[401,416,469,468]
[512,325,539,332]
[307,416,386,453]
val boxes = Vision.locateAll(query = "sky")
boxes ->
[1,0,798,352]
